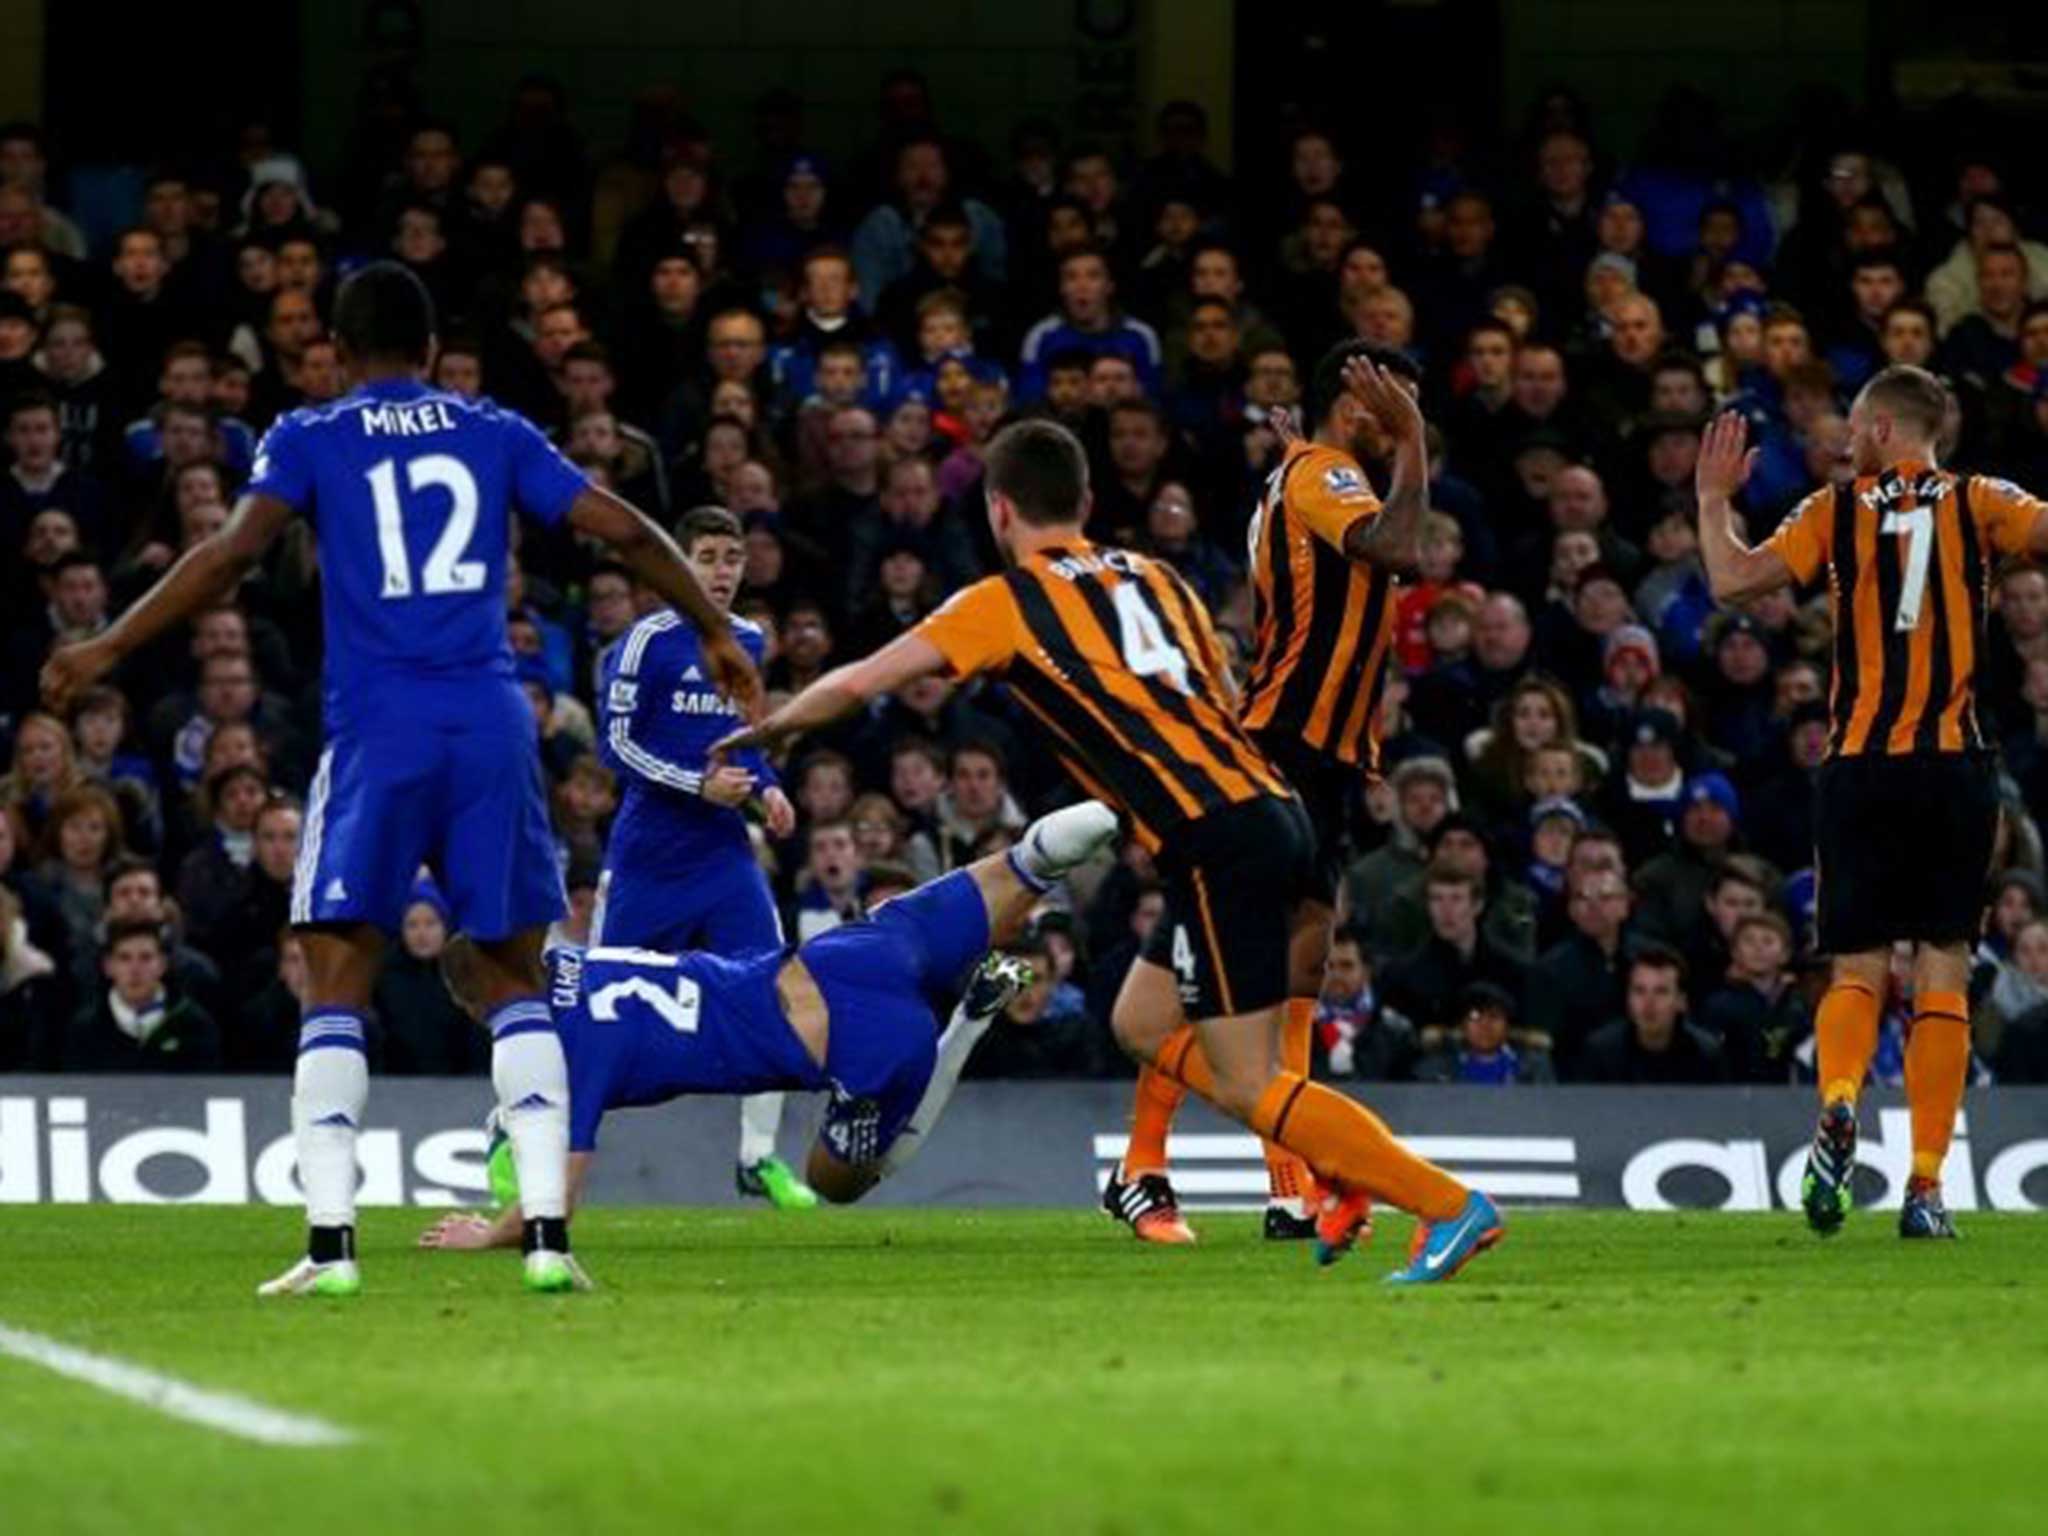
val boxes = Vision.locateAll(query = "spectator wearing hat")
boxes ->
[1311,923,1417,1082]
[373,879,486,1076]
[1580,622,1661,749]
[1741,698,1828,875]
[1701,911,1811,1083]
[1521,792,1586,923]
[1576,945,1725,1085]
[738,153,843,285]
[1700,611,1780,765]
[1632,770,1746,948]
[1340,756,1455,958]
[1380,859,1531,1032]
[1414,980,1555,1085]
[58,918,220,1074]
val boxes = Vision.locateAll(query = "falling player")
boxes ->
[418,803,1118,1248]
[1696,364,2048,1238]
[717,417,1501,1284]
[594,505,814,1209]
[42,262,759,1295]
[1105,343,1427,1244]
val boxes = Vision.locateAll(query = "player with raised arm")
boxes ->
[594,505,815,1209]
[715,417,1500,1285]
[1106,343,1428,1245]
[41,262,760,1297]
[418,802,1119,1249]
[1696,364,2048,1238]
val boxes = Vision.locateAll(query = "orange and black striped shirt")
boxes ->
[1765,462,2047,757]
[913,540,1292,851]
[1240,437,1400,768]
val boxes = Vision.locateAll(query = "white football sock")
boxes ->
[737,1092,785,1166]
[488,1000,570,1223]
[1011,800,1119,891]
[292,1012,370,1230]
[880,996,998,1176]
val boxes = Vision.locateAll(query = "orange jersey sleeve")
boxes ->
[1970,474,2048,556]
[910,574,1024,680]
[1288,444,1382,552]
[1763,486,1833,585]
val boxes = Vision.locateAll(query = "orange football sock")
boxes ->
[1814,978,1881,1108]
[1262,1000,1317,1207]
[1120,1046,1189,1180]
[1904,992,1970,1184]
[1251,1074,1468,1223]
[1153,1033,1466,1223]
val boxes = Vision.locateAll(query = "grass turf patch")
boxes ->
[3,1205,2045,1535]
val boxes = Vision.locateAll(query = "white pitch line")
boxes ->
[0,1321,356,1447]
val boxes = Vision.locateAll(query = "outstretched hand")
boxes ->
[418,1212,498,1250]
[1695,411,1757,503]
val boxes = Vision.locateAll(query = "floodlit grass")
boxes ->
[4,1205,2045,1535]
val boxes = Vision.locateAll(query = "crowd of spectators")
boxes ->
[9,71,2048,1089]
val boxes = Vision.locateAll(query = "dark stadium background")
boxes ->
[11,0,2048,1090]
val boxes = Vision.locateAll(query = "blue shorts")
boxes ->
[292,681,563,940]
[796,870,990,1162]
[592,849,784,955]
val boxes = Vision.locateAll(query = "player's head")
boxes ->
[1848,364,1948,472]
[982,418,1090,555]
[332,259,436,374]
[1309,339,1419,459]
[677,505,744,611]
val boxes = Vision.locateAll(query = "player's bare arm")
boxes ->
[41,491,295,714]
[1695,412,1793,602]
[714,632,949,757]
[568,484,764,720]
[1339,356,1428,573]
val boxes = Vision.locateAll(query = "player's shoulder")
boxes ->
[727,612,765,641]
[616,609,688,672]
[1284,440,1371,501]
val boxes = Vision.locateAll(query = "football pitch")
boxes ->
[3,1206,2045,1535]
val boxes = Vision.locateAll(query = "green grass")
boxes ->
[4,1206,2047,1535]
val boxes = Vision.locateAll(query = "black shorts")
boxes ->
[1248,728,1355,905]
[1140,794,1317,1018]
[1815,752,1997,954]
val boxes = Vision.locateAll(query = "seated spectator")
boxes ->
[1701,912,1810,1083]
[1340,755,1454,955]
[0,711,87,842]
[1464,674,1605,826]
[551,754,617,876]
[851,135,1006,313]
[1632,771,1745,946]
[174,763,271,954]
[201,794,299,997]
[1380,861,1530,1031]
[1414,981,1555,1085]
[1140,480,1236,609]
[767,245,901,417]
[0,884,62,1071]
[229,927,304,1074]
[2,390,110,558]
[1982,916,2048,1056]
[846,455,978,606]
[1575,945,1726,1084]
[1527,865,1637,1073]
[58,919,220,1073]
[1310,923,1416,1080]
[936,741,1027,870]
[1017,246,1161,400]
[792,818,866,941]
[374,882,486,1075]
[35,784,124,967]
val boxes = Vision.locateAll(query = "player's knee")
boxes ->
[805,1143,877,1204]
